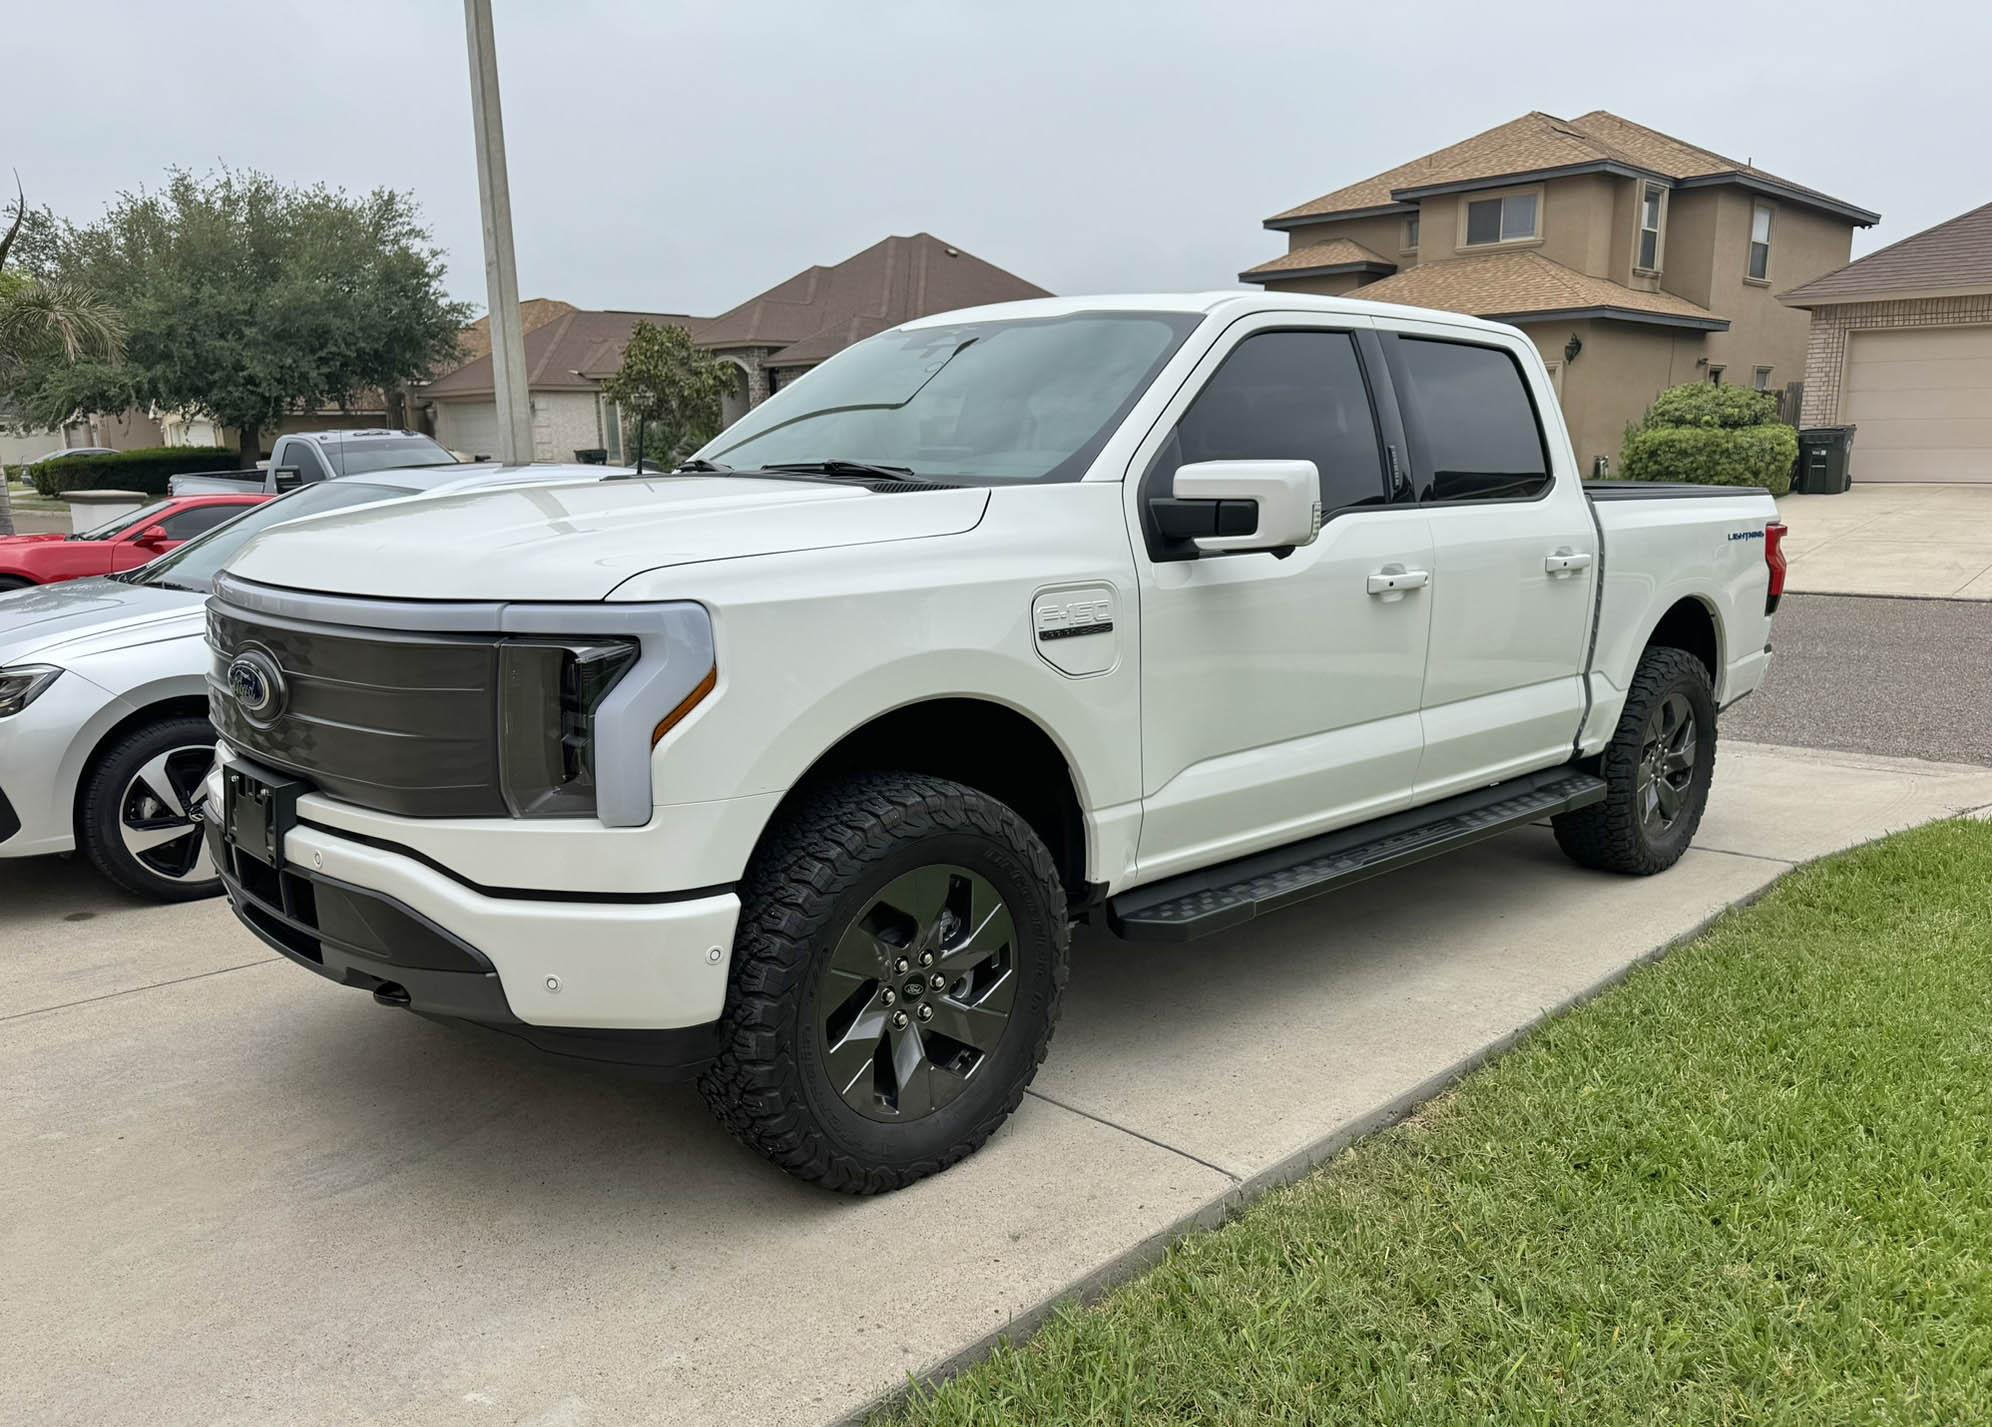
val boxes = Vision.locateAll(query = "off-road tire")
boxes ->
[699,772,1068,1193]
[1553,646,1717,875]
[79,716,223,903]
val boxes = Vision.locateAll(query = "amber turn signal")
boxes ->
[652,664,718,746]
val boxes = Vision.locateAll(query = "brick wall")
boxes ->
[1799,295,1992,425]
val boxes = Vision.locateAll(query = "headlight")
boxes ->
[0,665,61,718]
[496,639,641,817]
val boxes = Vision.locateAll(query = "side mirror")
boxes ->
[272,466,305,491]
[1153,460,1321,554]
[136,524,171,545]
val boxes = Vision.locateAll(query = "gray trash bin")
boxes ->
[1795,426,1856,494]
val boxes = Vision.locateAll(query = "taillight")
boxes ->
[1764,520,1788,614]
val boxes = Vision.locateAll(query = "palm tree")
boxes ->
[0,175,125,536]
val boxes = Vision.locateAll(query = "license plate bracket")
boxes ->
[224,766,305,871]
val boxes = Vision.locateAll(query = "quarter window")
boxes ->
[1637,184,1664,271]
[1747,202,1774,280]
[1390,337,1550,503]
[1465,192,1539,246]
[1152,330,1387,516]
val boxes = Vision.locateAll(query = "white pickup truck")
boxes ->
[200,292,1786,1192]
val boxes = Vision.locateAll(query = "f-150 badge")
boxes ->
[1032,584,1120,678]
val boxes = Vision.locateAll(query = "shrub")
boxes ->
[28,446,241,498]
[1619,383,1795,495]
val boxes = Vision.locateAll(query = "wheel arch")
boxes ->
[752,696,1093,903]
[68,692,214,838]
[1641,595,1723,690]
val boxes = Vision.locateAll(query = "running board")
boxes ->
[1106,768,1607,943]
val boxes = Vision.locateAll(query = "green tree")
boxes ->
[600,319,739,470]
[0,177,125,536]
[9,168,470,468]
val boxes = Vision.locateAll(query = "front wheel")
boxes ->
[78,716,223,902]
[700,773,1068,1193]
[0,576,32,591]
[1553,646,1717,875]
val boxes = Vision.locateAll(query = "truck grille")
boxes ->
[206,602,510,818]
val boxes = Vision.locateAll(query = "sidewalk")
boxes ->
[6,743,1992,1427]
[1777,483,1992,599]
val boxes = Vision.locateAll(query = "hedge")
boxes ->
[27,446,244,499]
[1618,382,1796,496]
[1620,423,1797,496]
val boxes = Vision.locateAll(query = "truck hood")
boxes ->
[222,474,992,601]
[0,577,205,666]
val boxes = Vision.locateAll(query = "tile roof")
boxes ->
[1239,238,1396,280]
[1781,200,1992,304]
[1266,110,1874,226]
[1347,251,1728,328]
[695,233,1050,367]
[424,308,706,398]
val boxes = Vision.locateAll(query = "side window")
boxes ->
[159,504,244,540]
[1152,329,1387,515]
[280,441,331,483]
[1390,337,1550,503]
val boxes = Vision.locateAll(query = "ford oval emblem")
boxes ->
[226,650,287,724]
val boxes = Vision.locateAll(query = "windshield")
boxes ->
[132,481,416,592]
[703,311,1200,483]
[327,435,456,476]
[73,498,179,540]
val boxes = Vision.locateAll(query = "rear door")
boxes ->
[1378,323,1598,798]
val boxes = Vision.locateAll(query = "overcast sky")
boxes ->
[11,1,1987,317]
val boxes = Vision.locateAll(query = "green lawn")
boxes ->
[883,820,1992,1426]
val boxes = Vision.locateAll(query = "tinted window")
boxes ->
[330,435,456,476]
[1152,330,1386,514]
[1391,337,1550,502]
[280,442,332,483]
[160,504,246,540]
[75,498,180,540]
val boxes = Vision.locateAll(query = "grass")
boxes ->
[880,820,1992,1426]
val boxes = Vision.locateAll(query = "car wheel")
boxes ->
[700,772,1069,1193]
[1553,646,1717,875]
[0,576,32,591]
[79,716,223,902]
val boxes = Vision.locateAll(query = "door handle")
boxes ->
[1545,549,1594,577]
[1366,566,1431,599]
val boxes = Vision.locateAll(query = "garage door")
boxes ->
[438,401,501,461]
[1842,326,1992,483]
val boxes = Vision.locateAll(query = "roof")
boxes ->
[1266,110,1877,228]
[424,308,707,399]
[693,233,1050,367]
[1238,238,1397,282]
[451,299,577,368]
[1781,199,1992,305]
[1345,251,1730,330]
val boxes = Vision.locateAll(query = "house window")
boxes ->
[1464,191,1540,246]
[1708,366,1725,386]
[1637,183,1664,271]
[1753,366,1773,391]
[1404,213,1420,251]
[1747,202,1774,281]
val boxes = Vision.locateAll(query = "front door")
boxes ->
[1131,319,1434,882]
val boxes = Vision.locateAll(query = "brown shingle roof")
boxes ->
[424,308,706,399]
[1780,200,1992,304]
[449,298,577,369]
[1266,110,1875,227]
[1348,251,1728,329]
[1239,238,1396,281]
[695,233,1050,367]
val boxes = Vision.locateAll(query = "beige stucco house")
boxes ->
[1781,199,1992,483]
[1241,111,1879,472]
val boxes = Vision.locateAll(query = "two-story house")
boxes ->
[1241,111,1879,471]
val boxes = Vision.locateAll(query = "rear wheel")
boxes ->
[78,716,223,902]
[700,772,1068,1193]
[1553,646,1716,875]
[0,576,32,591]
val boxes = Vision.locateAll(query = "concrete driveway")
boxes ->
[8,742,1992,1427]
[1778,482,1992,598]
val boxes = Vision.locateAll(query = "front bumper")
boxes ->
[204,763,742,1067]
[0,665,118,857]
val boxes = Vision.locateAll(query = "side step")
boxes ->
[1106,768,1606,943]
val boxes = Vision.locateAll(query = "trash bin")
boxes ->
[573,447,609,465]
[1795,426,1856,494]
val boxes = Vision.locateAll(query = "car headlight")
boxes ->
[0,665,61,718]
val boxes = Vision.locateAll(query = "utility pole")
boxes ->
[463,0,532,464]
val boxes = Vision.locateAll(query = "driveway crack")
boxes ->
[1024,1086,1242,1183]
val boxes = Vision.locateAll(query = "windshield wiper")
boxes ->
[757,460,919,483]
[672,458,732,473]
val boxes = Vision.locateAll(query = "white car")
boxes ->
[202,292,1787,1191]
[0,464,617,900]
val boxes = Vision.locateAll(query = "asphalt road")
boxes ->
[1726,593,1992,767]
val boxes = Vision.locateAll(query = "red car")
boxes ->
[0,494,269,590]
